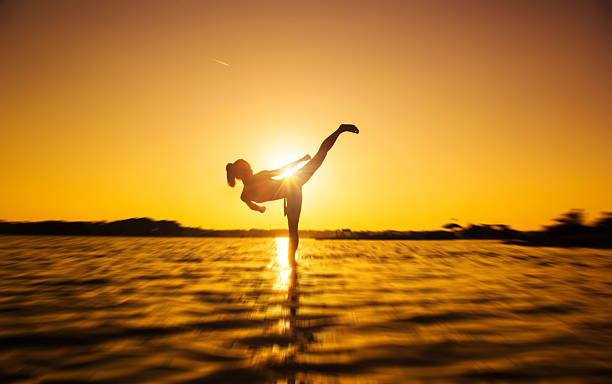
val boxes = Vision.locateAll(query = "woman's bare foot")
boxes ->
[339,124,359,134]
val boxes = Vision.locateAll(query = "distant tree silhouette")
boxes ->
[443,223,463,231]
[1,209,610,248]
[551,209,586,227]
[594,212,612,230]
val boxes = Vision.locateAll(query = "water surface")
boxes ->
[1,236,611,383]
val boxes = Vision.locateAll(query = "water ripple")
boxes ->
[0,236,611,383]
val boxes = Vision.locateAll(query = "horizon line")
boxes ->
[2,209,610,232]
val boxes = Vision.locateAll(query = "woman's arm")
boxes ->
[245,200,266,213]
[241,195,266,213]
[258,155,311,177]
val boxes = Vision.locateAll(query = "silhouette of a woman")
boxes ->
[226,124,359,265]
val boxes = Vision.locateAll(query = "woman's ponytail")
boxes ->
[226,163,236,187]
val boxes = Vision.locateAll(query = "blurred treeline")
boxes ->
[0,210,610,248]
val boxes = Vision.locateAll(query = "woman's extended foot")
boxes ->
[339,124,359,134]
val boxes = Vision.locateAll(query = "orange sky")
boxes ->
[1,1,611,230]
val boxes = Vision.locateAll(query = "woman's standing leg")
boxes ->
[286,185,302,266]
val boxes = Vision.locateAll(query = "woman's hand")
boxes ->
[245,199,266,213]
[301,154,311,162]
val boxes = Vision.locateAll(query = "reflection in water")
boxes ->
[268,238,309,383]
[270,238,293,291]
[266,238,317,383]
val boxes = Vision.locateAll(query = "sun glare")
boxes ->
[266,146,307,180]
[278,165,298,179]
[269,237,294,291]
[275,158,308,180]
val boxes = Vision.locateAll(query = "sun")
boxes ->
[276,159,309,180]
[278,165,299,179]
[262,143,306,179]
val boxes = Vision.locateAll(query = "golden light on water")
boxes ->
[1,236,610,382]
[270,237,294,291]
[260,237,301,366]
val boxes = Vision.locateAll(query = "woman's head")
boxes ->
[226,159,252,187]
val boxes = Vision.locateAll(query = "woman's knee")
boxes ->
[289,234,299,249]
[288,224,299,236]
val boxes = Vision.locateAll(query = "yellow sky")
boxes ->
[1,1,610,230]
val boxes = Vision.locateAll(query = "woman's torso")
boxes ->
[241,174,287,203]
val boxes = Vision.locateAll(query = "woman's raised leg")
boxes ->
[295,124,358,185]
